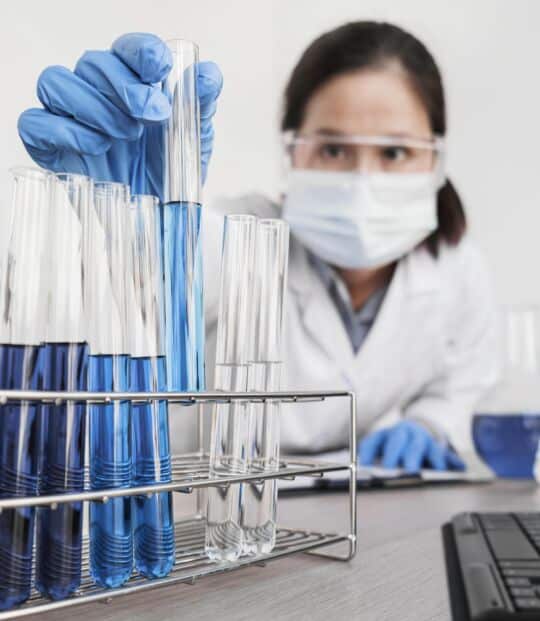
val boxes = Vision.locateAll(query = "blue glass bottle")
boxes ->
[131,356,174,578]
[0,344,41,610]
[89,354,132,588]
[36,342,88,600]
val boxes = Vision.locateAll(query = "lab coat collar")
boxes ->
[288,239,442,392]
[288,238,441,304]
[400,243,441,296]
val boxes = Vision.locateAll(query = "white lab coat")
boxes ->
[169,194,500,457]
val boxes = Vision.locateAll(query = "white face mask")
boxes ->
[282,169,444,269]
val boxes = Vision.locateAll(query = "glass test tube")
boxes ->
[162,39,205,391]
[242,219,289,555]
[129,195,175,578]
[35,173,92,600]
[206,215,257,562]
[86,181,133,588]
[0,167,49,610]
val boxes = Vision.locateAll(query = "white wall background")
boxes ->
[1,0,539,305]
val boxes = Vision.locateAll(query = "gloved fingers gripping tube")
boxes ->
[0,167,50,610]
[86,181,133,589]
[242,219,290,556]
[206,215,258,562]
[129,194,175,579]
[162,39,204,392]
[36,173,92,601]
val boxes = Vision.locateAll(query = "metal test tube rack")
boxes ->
[0,388,357,619]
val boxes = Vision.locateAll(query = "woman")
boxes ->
[18,23,499,471]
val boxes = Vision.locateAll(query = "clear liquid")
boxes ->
[242,361,282,556]
[131,356,175,578]
[206,363,249,562]
[0,344,41,610]
[88,354,132,588]
[162,201,205,391]
[36,342,88,600]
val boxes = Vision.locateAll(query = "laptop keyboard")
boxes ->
[451,512,540,619]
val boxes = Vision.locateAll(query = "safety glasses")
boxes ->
[283,131,445,175]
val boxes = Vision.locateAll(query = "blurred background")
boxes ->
[1,0,538,305]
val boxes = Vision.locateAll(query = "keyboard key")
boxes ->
[515,597,540,610]
[511,587,537,597]
[481,514,516,530]
[486,530,539,560]
[506,577,532,586]
[499,561,540,569]
[503,569,540,577]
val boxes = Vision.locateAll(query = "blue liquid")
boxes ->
[88,354,132,588]
[131,356,175,578]
[0,344,41,610]
[474,413,540,479]
[36,342,88,600]
[162,201,205,391]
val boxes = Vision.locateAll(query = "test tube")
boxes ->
[86,181,133,588]
[129,194,175,578]
[206,215,257,562]
[0,167,50,609]
[161,39,205,391]
[35,173,92,600]
[242,219,289,555]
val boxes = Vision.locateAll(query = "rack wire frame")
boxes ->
[0,388,357,619]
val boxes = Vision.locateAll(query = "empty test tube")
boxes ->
[242,219,289,555]
[206,215,257,562]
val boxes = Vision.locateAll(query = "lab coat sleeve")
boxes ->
[402,240,502,455]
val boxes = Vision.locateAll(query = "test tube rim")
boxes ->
[130,194,160,208]
[257,218,288,230]
[165,38,200,53]
[55,172,94,187]
[225,214,258,224]
[9,165,51,182]
[94,180,131,198]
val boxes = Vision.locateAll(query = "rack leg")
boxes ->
[306,392,357,561]
[196,402,205,518]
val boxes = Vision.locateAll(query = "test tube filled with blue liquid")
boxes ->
[129,194,175,578]
[162,39,205,392]
[35,173,92,600]
[86,182,133,588]
[0,167,50,609]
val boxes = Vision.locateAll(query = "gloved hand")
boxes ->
[358,420,466,473]
[18,33,222,199]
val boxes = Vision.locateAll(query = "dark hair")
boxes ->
[281,21,466,256]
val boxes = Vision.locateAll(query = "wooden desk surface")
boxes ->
[42,481,540,621]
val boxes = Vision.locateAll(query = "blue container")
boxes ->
[131,356,174,579]
[0,344,41,610]
[473,413,540,479]
[36,342,88,600]
[89,354,132,588]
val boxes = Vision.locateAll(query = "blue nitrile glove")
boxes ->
[18,33,222,199]
[358,420,466,473]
